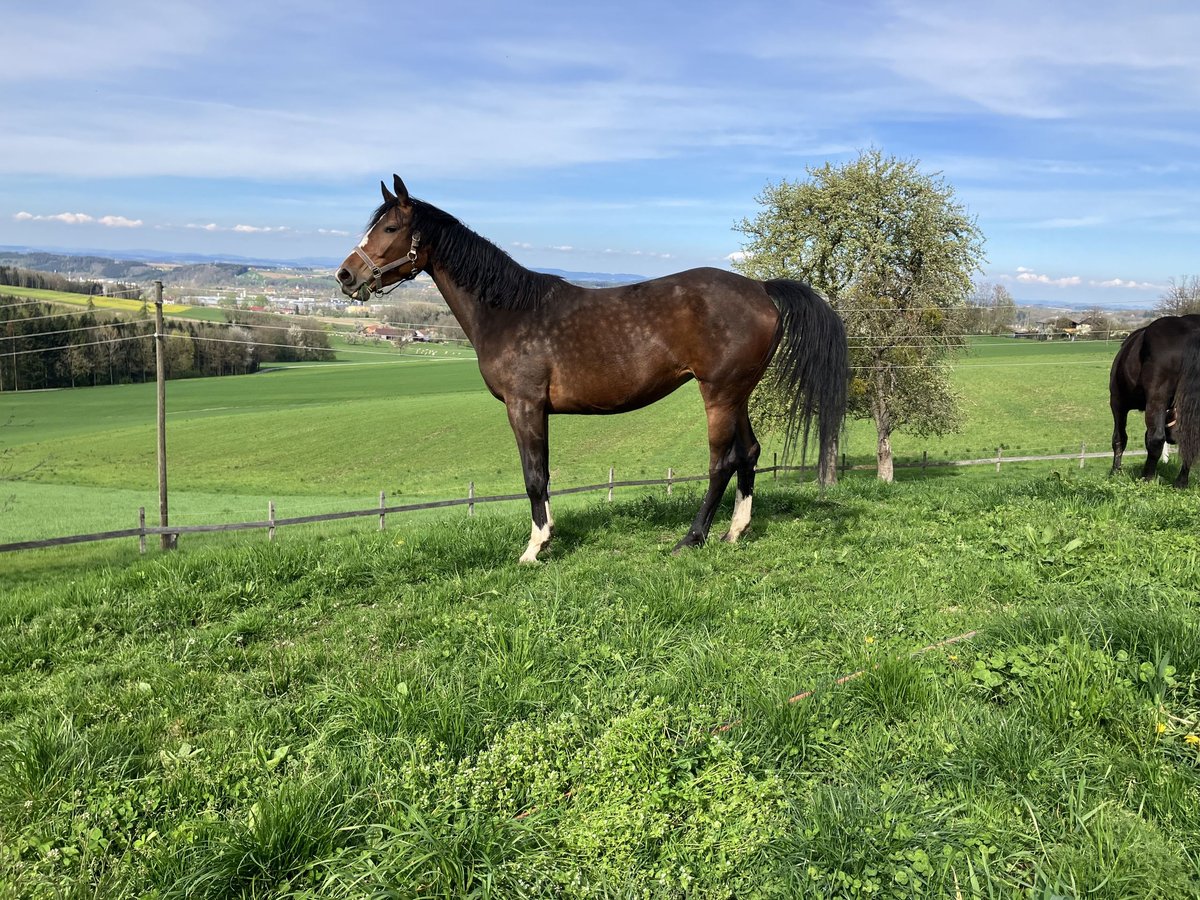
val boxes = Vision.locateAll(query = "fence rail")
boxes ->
[0,444,1148,555]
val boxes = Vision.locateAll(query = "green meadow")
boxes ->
[3,333,1200,897]
[0,285,189,315]
[2,475,1198,897]
[3,336,1121,549]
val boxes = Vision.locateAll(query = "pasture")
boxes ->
[3,333,1199,896]
[0,285,189,315]
[1,475,1198,897]
[3,336,1122,550]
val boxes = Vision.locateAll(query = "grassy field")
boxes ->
[1,286,189,315]
[1,473,1197,897]
[2,337,1124,549]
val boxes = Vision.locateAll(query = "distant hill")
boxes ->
[0,247,652,289]
[0,250,253,287]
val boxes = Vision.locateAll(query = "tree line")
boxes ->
[0,265,138,298]
[0,299,334,392]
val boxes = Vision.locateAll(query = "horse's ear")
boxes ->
[380,180,396,203]
[392,174,411,207]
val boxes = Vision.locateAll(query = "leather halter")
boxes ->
[353,231,422,297]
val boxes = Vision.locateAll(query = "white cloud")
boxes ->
[98,215,142,228]
[14,210,138,226]
[1091,277,1161,291]
[726,250,749,263]
[1012,268,1083,287]
[317,228,349,236]
[185,223,222,231]
[233,224,288,233]
[549,245,574,252]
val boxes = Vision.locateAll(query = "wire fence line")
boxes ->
[0,443,1143,555]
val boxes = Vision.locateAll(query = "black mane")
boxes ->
[368,198,564,311]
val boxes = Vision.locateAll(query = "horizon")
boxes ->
[2,243,1161,314]
[3,1,1199,310]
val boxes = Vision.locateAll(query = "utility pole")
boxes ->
[154,281,174,549]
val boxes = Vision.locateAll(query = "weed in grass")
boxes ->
[364,800,552,899]
[0,713,84,814]
[1021,773,1195,899]
[769,778,974,897]
[157,777,363,899]
[841,654,934,725]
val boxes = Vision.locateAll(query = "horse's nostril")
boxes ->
[336,267,353,283]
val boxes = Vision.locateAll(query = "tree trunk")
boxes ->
[872,396,894,482]
[820,435,840,485]
[876,427,894,482]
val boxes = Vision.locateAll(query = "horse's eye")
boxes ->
[384,225,399,234]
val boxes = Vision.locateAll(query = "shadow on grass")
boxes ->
[543,483,866,561]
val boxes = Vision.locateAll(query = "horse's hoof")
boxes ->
[671,534,703,554]
[722,524,752,543]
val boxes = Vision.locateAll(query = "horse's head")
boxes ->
[336,175,426,302]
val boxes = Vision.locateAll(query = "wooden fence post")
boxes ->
[1079,442,1086,469]
[773,452,778,481]
[138,507,146,554]
[995,447,1002,473]
[468,481,475,517]
[666,467,673,495]
[379,491,386,530]
[608,466,614,502]
[922,450,928,473]
[153,280,172,551]
[268,501,276,542]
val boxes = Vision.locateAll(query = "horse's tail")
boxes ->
[1175,334,1200,468]
[762,279,849,484]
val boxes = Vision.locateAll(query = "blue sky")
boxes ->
[2,0,1198,306]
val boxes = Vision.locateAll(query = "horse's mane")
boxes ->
[368,198,564,311]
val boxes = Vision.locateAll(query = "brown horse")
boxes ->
[1110,314,1200,487]
[337,175,848,562]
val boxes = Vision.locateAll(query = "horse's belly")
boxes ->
[548,371,692,414]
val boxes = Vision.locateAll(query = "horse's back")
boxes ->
[1115,315,1200,411]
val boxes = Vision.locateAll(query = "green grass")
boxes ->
[2,337,1122,546]
[1,286,189,314]
[1,473,1197,896]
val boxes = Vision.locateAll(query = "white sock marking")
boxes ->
[725,489,753,542]
[519,500,552,563]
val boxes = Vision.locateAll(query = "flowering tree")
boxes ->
[734,150,986,481]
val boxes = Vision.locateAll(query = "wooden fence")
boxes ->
[0,443,1145,555]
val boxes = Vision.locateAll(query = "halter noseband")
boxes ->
[353,231,422,297]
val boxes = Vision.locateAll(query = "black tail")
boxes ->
[1176,334,1200,468]
[763,279,849,484]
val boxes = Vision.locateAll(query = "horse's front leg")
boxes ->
[506,400,552,564]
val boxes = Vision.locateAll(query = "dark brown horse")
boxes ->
[1110,314,1200,487]
[337,176,848,561]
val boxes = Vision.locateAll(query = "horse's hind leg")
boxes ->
[1110,401,1128,474]
[1173,460,1191,489]
[674,397,739,552]
[722,408,761,543]
[1141,403,1169,482]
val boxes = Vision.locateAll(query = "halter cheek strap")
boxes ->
[354,231,422,296]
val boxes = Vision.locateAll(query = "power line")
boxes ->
[4,333,148,358]
[0,319,153,342]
